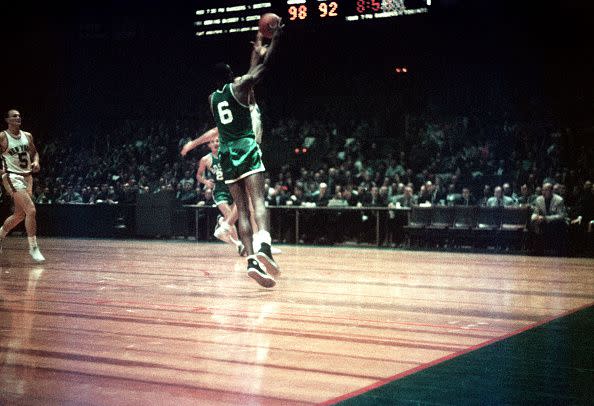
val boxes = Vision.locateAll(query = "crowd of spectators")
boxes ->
[8,111,592,253]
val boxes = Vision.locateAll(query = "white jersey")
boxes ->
[2,130,32,174]
[250,103,262,144]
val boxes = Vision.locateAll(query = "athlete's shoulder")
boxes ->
[200,153,213,166]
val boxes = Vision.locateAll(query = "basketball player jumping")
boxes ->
[0,109,45,262]
[208,24,283,287]
[181,31,281,256]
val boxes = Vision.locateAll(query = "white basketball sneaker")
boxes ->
[213,218,231,241]
[29,246,45,262]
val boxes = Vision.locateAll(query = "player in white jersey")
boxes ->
[0,109,45,262]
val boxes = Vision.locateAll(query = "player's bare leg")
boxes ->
[214,202,245,254]
[248,193,282,255]
[229,180,275,288]
[244,173,279,276]
[0,189,44,262]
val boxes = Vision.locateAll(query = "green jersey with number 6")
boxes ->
[211,83,255,142]
[210,83,265,184]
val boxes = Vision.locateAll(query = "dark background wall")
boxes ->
[2,0,593,146]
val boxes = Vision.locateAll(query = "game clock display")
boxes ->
[355,0,382,13]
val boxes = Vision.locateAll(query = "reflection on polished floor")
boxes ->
[1,238,593,405]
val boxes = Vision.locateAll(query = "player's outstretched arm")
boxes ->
[180,127,219,157]
[250,32,267,68]
[234,22,282,105]
[261,19,283,67]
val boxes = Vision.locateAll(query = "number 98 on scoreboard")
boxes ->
[286,0,339,22]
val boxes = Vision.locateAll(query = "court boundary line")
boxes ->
[319,301,594,405]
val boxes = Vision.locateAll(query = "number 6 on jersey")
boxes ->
[217,101,234,124]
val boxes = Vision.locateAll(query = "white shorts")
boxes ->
[2,172,32,194]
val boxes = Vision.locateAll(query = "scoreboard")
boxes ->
[195,0,430,37]
[285,0,429,23]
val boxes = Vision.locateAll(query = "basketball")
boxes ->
[258,13,280,39]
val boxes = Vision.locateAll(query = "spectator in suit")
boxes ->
[479,185,492,207]
[487,186,515,207]
[530,182,568,255]
[310,182,330,207]
[446,184,462,206]
[57,185,83,204]
[458,187,475,206]
[266,183,288,206]
[177,182,199,205]
[394,186,418,208]
[287,185,305,206]
[199,188,215,207]
[502,182,517,204]
[35,187,53,204]
[516,184,532,206]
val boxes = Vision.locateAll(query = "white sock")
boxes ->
[256,230,271,246]
[252,233,261,252]
[0,226,6,239]
[230,236,242,248]
[219,221,231,233]
[28,236,37,249]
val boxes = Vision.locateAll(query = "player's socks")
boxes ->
[214,218,232,241]
[252,233,261,253]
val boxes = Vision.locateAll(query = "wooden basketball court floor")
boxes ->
[1,237,593,405]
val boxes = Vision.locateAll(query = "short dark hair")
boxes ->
[212,63,233,88]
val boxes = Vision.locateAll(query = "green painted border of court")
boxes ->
[335,305,594,405]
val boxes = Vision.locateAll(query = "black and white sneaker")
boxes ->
[256,242,280,276]
[247,255,276,288]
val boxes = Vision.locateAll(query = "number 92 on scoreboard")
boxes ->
[286,0,340,22]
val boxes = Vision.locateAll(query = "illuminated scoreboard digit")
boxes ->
[286,0,341,22]
[345,0,430,22]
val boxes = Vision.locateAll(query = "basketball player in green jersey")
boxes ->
[195,134,246,255]
[208,25,282,288]
[181,126,282,256]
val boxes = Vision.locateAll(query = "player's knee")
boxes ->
[253,204,266,222]
[25,206,36,217]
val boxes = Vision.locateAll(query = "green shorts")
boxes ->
[219,137,265,184]
[213,182,233,206]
